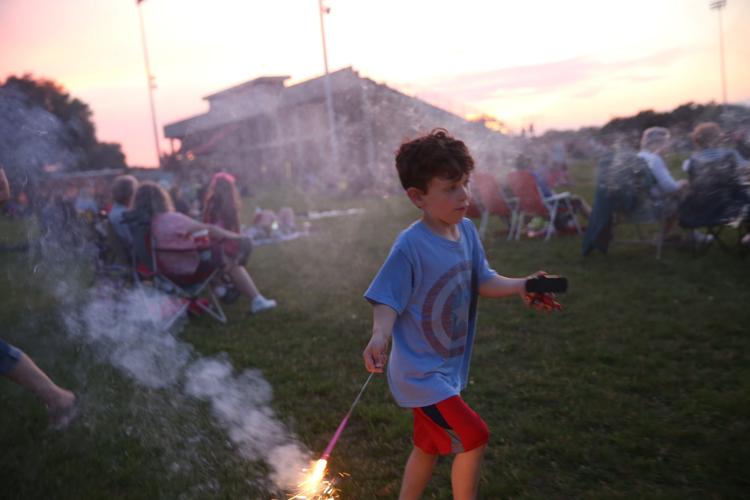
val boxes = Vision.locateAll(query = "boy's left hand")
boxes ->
[523,270,563,312]
[523,292,562,312]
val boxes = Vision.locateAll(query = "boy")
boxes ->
[109,174,139,248]
[362,129,554,499]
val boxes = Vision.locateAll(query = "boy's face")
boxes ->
[407,173,471,226]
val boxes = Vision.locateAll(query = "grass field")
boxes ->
[1,161,749,499]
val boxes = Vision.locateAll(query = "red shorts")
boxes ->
[412,395,489,455]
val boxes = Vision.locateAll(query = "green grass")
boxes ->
[1,175,749,499]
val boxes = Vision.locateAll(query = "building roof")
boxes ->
[202,75,290,101]
[164,67,359,138]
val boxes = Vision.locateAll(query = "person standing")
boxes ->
[362,130,558,499]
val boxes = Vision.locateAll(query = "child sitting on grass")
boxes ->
[362,129,556,499]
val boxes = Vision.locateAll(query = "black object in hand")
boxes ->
[525,275,568,294]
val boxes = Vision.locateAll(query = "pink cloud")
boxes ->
[430,47,693,101]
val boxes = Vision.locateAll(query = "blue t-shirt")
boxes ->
[364,218,497,407]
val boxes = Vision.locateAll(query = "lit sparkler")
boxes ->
[290,373,375,499]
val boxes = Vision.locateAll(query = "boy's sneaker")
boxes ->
[250,295,277,314]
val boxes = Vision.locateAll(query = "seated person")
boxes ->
[170,186,191,216]
[132,182,276,314]
[109,175,138,249]
[277,206,297,234]
[74,185,99,221]
[732,124,750,161]
[202,172,251,265]
[40,191,78,248]
[515,154,591,230]
[201,172,253,303]
[636,127,708,242]
[250,208,279,240]
[637,127,687,198]
[682,122,749,178]
[680,122,750,231]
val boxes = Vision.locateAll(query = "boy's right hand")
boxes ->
[363,333,389,373]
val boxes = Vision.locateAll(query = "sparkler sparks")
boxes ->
[289,373,375,499]
[290,458,334,499]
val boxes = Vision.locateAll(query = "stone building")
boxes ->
[163,67,509,193]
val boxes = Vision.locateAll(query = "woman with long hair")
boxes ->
[203,172,241,231]
[133,181,276,314]
[202,172,249,264]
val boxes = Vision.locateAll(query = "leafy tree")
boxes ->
[88,142,127,170]
[599,101,749,138]
[1,74,127,170]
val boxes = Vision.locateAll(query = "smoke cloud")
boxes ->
[57,282,311,492]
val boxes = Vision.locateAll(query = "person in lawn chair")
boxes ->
[126,182,277,315]
[637,127,712,244]
[201,172,254,304]
[679,122,750,241]
[515,153,591,235]
[109,175,138,248]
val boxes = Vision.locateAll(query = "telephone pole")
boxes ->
[709,0,728,104]
[318,0,340,176]
[137,0,162,166]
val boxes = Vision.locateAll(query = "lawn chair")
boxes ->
[599,153,671,258]
[468,171,519,240]
[505,169,581,241]
[125,210,227,328]
[679,151,750,254]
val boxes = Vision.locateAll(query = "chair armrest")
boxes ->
[544,192,571,202]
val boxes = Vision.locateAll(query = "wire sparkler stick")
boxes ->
[293,373,376,499]
[321,372,374,460]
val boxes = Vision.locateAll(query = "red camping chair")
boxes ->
[505,170,582,241]
[468,171,519,240]
[133,230,228,328]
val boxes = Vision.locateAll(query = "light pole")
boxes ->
[318,0,340,178]
[709,0,728,105]
[137,0,162,166]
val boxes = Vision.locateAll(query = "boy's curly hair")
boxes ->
[395,128,474,192]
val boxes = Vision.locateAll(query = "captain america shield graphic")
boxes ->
[421,261,472,358]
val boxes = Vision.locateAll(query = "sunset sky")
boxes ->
[2,0,749,166]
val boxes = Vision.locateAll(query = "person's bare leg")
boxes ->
[5,352,76,419]
[399,446,438,500]
[225,263,260,300]
[451,445,486,500]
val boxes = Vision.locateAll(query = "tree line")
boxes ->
[1,74,128,171]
